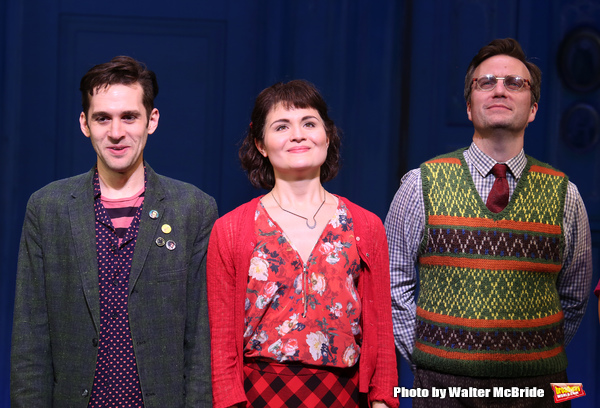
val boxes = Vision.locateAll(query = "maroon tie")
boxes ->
[486,164,509,213]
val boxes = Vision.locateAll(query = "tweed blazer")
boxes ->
[11,163,217,408]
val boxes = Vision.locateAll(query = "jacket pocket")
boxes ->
[152,267,186,283]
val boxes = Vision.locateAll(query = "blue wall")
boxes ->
[1,0,599,406]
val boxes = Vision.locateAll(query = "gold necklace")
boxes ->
[271,189,326,229]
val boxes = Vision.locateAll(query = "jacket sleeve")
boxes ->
[207,216,248,408]
[366,215,399,408]
[185,195,218,407]
[11,194,54,407]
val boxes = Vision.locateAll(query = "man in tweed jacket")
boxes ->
[11,56,217,407]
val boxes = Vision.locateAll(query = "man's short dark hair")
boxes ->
[239,79,341,189]
[464,38,541,106]
[80,56,159,119]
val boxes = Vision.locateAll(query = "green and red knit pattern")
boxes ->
[413,148,569,378]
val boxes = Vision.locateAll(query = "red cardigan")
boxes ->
[207,196,398,408]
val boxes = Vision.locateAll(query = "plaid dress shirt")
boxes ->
[384,142,593,367]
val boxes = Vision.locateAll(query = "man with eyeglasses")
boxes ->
[385,38,592,407]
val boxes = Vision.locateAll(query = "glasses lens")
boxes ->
[477,75,497,90]
[504,75,525,91]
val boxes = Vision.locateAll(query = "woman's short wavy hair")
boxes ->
[239,80,341,189]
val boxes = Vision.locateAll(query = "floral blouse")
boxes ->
[243,200,363,368]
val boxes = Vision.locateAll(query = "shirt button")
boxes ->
[81,389,89,397]
[113,279,119,286]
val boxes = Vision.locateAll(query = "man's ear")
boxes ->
[466,101,472,122]
[147,108,160,134]
[80,112,91,137]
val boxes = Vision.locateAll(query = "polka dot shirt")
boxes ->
[88,170,145,407]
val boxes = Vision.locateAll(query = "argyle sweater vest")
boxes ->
[413,148,569,378]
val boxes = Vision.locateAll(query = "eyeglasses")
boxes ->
[472,75,531,92]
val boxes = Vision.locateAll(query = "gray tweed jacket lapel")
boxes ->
[129,165,166,294]
[67,168,101,333]
[65,165,168,327]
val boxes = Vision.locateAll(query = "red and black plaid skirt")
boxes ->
[243,360,359,407]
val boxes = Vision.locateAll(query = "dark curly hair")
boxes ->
[80,55,159,120]
[464,38,541,106]
[239,80,341,189]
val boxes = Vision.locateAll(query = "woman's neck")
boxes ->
[270,178,325,208]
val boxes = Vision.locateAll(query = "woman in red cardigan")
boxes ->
[207,80,398,408]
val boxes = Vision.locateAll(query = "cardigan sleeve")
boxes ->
[365,214,399,408]
[340,197,398,407]
[207,217,248,408]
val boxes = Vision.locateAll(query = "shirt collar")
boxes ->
[93,168,101,200]
[465,142,527,179]
[92,165,147,199]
